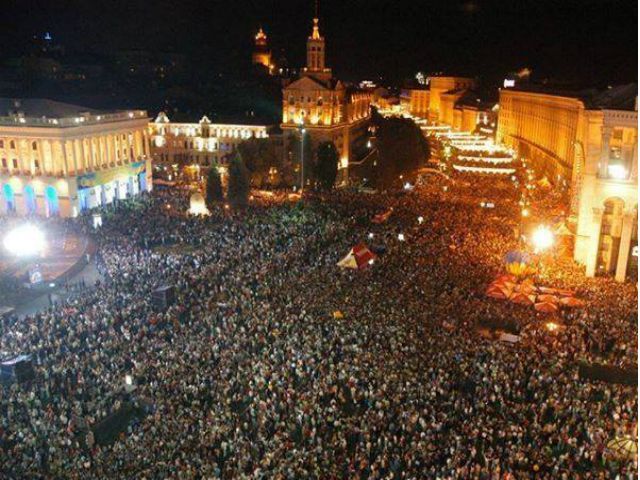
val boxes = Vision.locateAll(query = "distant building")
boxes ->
[449,91,498,136]
[0,98,152,217]
[149,112,271,167]
[496,84,638,281]
[428,76,476,122]
[281,16,371,184]
[400,86,430,117]
[252,28,273,73]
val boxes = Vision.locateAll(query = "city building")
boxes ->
[252,27,273,73]
[496,84,638,281]
[281,16,371,184]
[400,86,430,118]
[428,76,476,122]
[149,112,272,167]
[0,98,152,217]
[447,91,498,136]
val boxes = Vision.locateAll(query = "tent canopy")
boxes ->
[337,243,376,270]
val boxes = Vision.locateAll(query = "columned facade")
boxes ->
[0,99,152,218]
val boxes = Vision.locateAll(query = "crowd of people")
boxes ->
[0,173,636,479]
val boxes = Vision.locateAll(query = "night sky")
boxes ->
[2,0,637,85]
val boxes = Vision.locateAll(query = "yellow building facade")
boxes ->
[0,99,152,217]
[496,86,638,281]
[149,112,270,166]
[281,16,371,183]
[400,88,430,117]
[428,76,476,122]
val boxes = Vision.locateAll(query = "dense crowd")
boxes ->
[0,174,636,479]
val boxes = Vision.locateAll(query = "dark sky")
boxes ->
[2,0,637,85]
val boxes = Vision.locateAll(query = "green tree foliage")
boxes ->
[227,153,251,206]
[372,110,429,186]
[237,137,280,187]
[315,141,339,190]
[206,163,224,206]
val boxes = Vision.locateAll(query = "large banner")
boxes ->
[77,161,146,188]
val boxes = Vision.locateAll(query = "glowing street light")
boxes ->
[417,216,424,224]
[3,224,45,257]
[368,232,374,239]
[397,233,406,241]
[531,225,554,253]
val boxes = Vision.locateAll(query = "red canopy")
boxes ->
[337,243,376,270]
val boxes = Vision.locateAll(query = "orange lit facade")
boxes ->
[429,76,476,122]
[401,87,430,117]
[281,16,371,184]
[496,86,638,281]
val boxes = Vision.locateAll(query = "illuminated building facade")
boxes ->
[400,87,430,117]
[149,112,270,166]
[496,85,638,281]
[281,16,371,183]
[0,98,152,217]
[252,27,273,72]
[428,76,476,122]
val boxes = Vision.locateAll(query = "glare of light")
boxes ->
[532,225,554,252]
[49,283,56,288]
[521,208,529,217]
[417,216,424,224]
[546,322,558,332]
[608,165,627,180]
[3,224,45,257]
[404,182,413,190]
[397,233,405,241]
[368,258,375,265]
[368,232,374,239]
[124,375,133,386]
[224,204,230,210]
[480,201,486,208]
[442,186,448,192]
[367,140,372,148]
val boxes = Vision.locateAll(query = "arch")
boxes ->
[44,185,59,217]
[3,184,15,213]
[24,185,36,215]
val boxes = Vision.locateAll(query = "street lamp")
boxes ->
[531,225,554,253]
[297,121,306,193]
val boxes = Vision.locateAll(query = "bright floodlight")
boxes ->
[3,224,45,257]
[532,225,554,253]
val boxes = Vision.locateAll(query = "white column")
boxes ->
[585,208,603,277]
[59,140,68,176]
[615,212,635,282]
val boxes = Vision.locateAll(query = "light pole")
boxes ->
[298,124,306,193]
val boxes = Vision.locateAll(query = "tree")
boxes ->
[238,137,281,187]
[373,112,429,187]
[316,141,339,190]
[227,153,251,206]
[206,163,224,206]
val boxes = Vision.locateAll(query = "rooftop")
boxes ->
[507,83,638,111]
[0,98,147,127]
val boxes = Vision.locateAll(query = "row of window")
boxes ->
[0,140,38,150]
